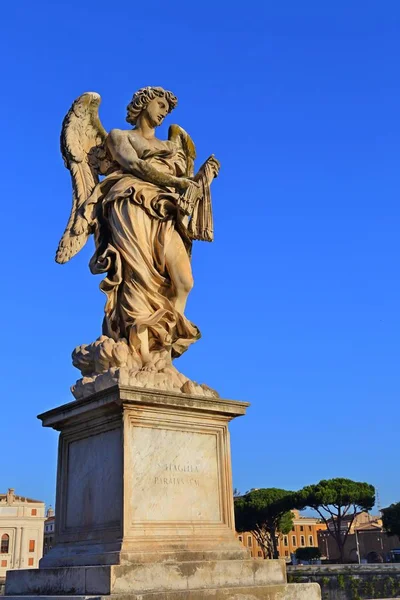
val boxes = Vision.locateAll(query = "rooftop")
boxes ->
[0,488,44,505]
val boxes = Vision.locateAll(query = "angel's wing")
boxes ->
[55,92,108,264]
[168,124,196,177]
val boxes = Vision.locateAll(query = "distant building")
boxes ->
[278,510,326,560]
[0,488,45,578]
[325,511,374,534]
[318,511,400,563]
[236,510,326,560]
[43,507,55,555]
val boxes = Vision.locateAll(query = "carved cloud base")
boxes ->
[72,336,219,400]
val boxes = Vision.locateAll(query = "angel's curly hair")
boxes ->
[126,86,178,126]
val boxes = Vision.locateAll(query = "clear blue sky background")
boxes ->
[1,0,399,512]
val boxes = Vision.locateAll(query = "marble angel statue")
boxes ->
[56,87,220,399]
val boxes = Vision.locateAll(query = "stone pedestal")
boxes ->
[5,385,320,599]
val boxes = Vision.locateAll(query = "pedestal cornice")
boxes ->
[38,385,250,431]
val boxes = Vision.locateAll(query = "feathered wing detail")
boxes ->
[168,124,196,177]
[56,92,108,264]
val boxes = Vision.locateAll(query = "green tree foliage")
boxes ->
[296,478,375,563]
[234,488,295,559]
[382,502,400,537]
[295,546,321,562]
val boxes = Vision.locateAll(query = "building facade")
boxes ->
[0,488,45,578]
[43,507,55,555]
[318,512,400,563]
[236,510,326,560]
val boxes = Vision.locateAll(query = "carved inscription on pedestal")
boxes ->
[154,461,200,487]
[130,427,221,522]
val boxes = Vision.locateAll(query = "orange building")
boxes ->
[236,510,326,561]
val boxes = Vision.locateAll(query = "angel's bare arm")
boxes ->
[107,129,190,192]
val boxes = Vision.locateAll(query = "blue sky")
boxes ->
[1,0,399,511]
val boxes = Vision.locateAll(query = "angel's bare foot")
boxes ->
[141,360,157,372]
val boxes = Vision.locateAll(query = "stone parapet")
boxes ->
[6,559,287,595]
[6,583,321,600]
[288,564,400,599]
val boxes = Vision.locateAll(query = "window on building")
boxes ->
[29,540,35,553]
[292,536,296,546]
[292,526,295,532]
[28,558,34,566]
[309,536,313,546]
[308,525,312,531]
[238,536,242,542]
[284,551,289,557]
[300,536,305,547]
[247,536,252,548]
[1,534,9,554]
[300,525,304,532]
[1,560,7,567]
[284,536,288,547]
[31,509,37,516]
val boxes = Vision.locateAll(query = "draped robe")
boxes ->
[87,145,201,358]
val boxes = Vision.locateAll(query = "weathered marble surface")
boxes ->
[6,584,321,600]
[38,386,249,568]
[5,561,321,599]
[65,427,122,530]
[130,426,220,522]
[6,559,286,594]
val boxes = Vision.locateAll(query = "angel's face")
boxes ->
[145,97,170,128]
